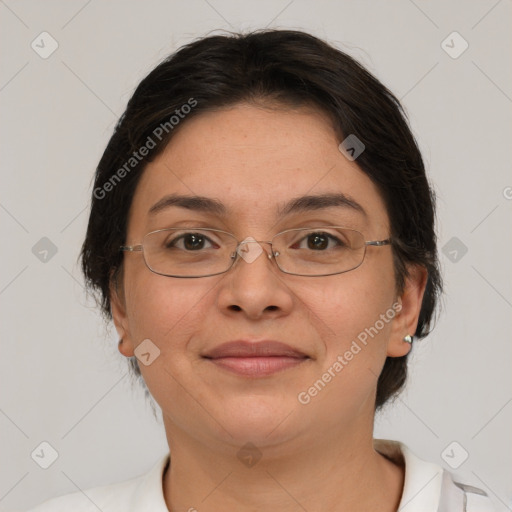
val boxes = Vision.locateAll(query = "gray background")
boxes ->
[1,1,511,511]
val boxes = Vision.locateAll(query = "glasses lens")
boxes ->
[273,227,365,276]
[143,228,237,277]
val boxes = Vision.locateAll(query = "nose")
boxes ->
[217,238,293,319]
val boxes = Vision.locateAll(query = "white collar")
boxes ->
[374,439,444,511]
[128,454,169,511]
[132,440,487,512]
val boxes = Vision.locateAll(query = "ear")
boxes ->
[387,264,428,357]
[110,270,135,358]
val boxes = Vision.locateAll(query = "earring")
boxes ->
[403,334,413,344]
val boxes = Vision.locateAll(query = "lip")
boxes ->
[203,340,309,377]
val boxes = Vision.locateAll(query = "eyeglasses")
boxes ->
[119,226,391,278]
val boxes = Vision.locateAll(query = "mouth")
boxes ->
[202,340,310,377]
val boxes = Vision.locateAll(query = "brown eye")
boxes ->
[307,233,329,250]
[292,232,346,251]
[166,233,216,251]
[182,233,207,251]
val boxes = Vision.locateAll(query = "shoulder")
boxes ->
[24,454,170,512]
[374,439,496,512]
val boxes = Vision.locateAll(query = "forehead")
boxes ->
[127,104,389,234]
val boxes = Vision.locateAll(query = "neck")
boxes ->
[161,417,404,512]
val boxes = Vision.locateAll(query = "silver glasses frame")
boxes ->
[119,226,392,278]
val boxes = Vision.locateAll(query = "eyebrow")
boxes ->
[148,192,366,218]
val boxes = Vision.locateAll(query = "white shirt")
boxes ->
[24,440,495,511]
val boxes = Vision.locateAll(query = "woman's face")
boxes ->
[112,103,424,452]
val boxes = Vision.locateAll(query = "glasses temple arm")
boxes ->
[119,245,143,252]
[365,239,392,247]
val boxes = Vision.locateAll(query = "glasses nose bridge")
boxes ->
[234,237,277,266]
[237,237,273,248]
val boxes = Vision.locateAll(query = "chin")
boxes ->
[214,396,298,444]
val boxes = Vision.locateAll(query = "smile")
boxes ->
[203,340,310,377]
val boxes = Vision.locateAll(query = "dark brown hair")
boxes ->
[81,29,442,409]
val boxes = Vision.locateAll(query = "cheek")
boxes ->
[295,277,397,417]
[123,271,209,350]
[122,273,214,413]
[301,261,397,366]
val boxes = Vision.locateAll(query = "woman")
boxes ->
[27,30,494,511]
